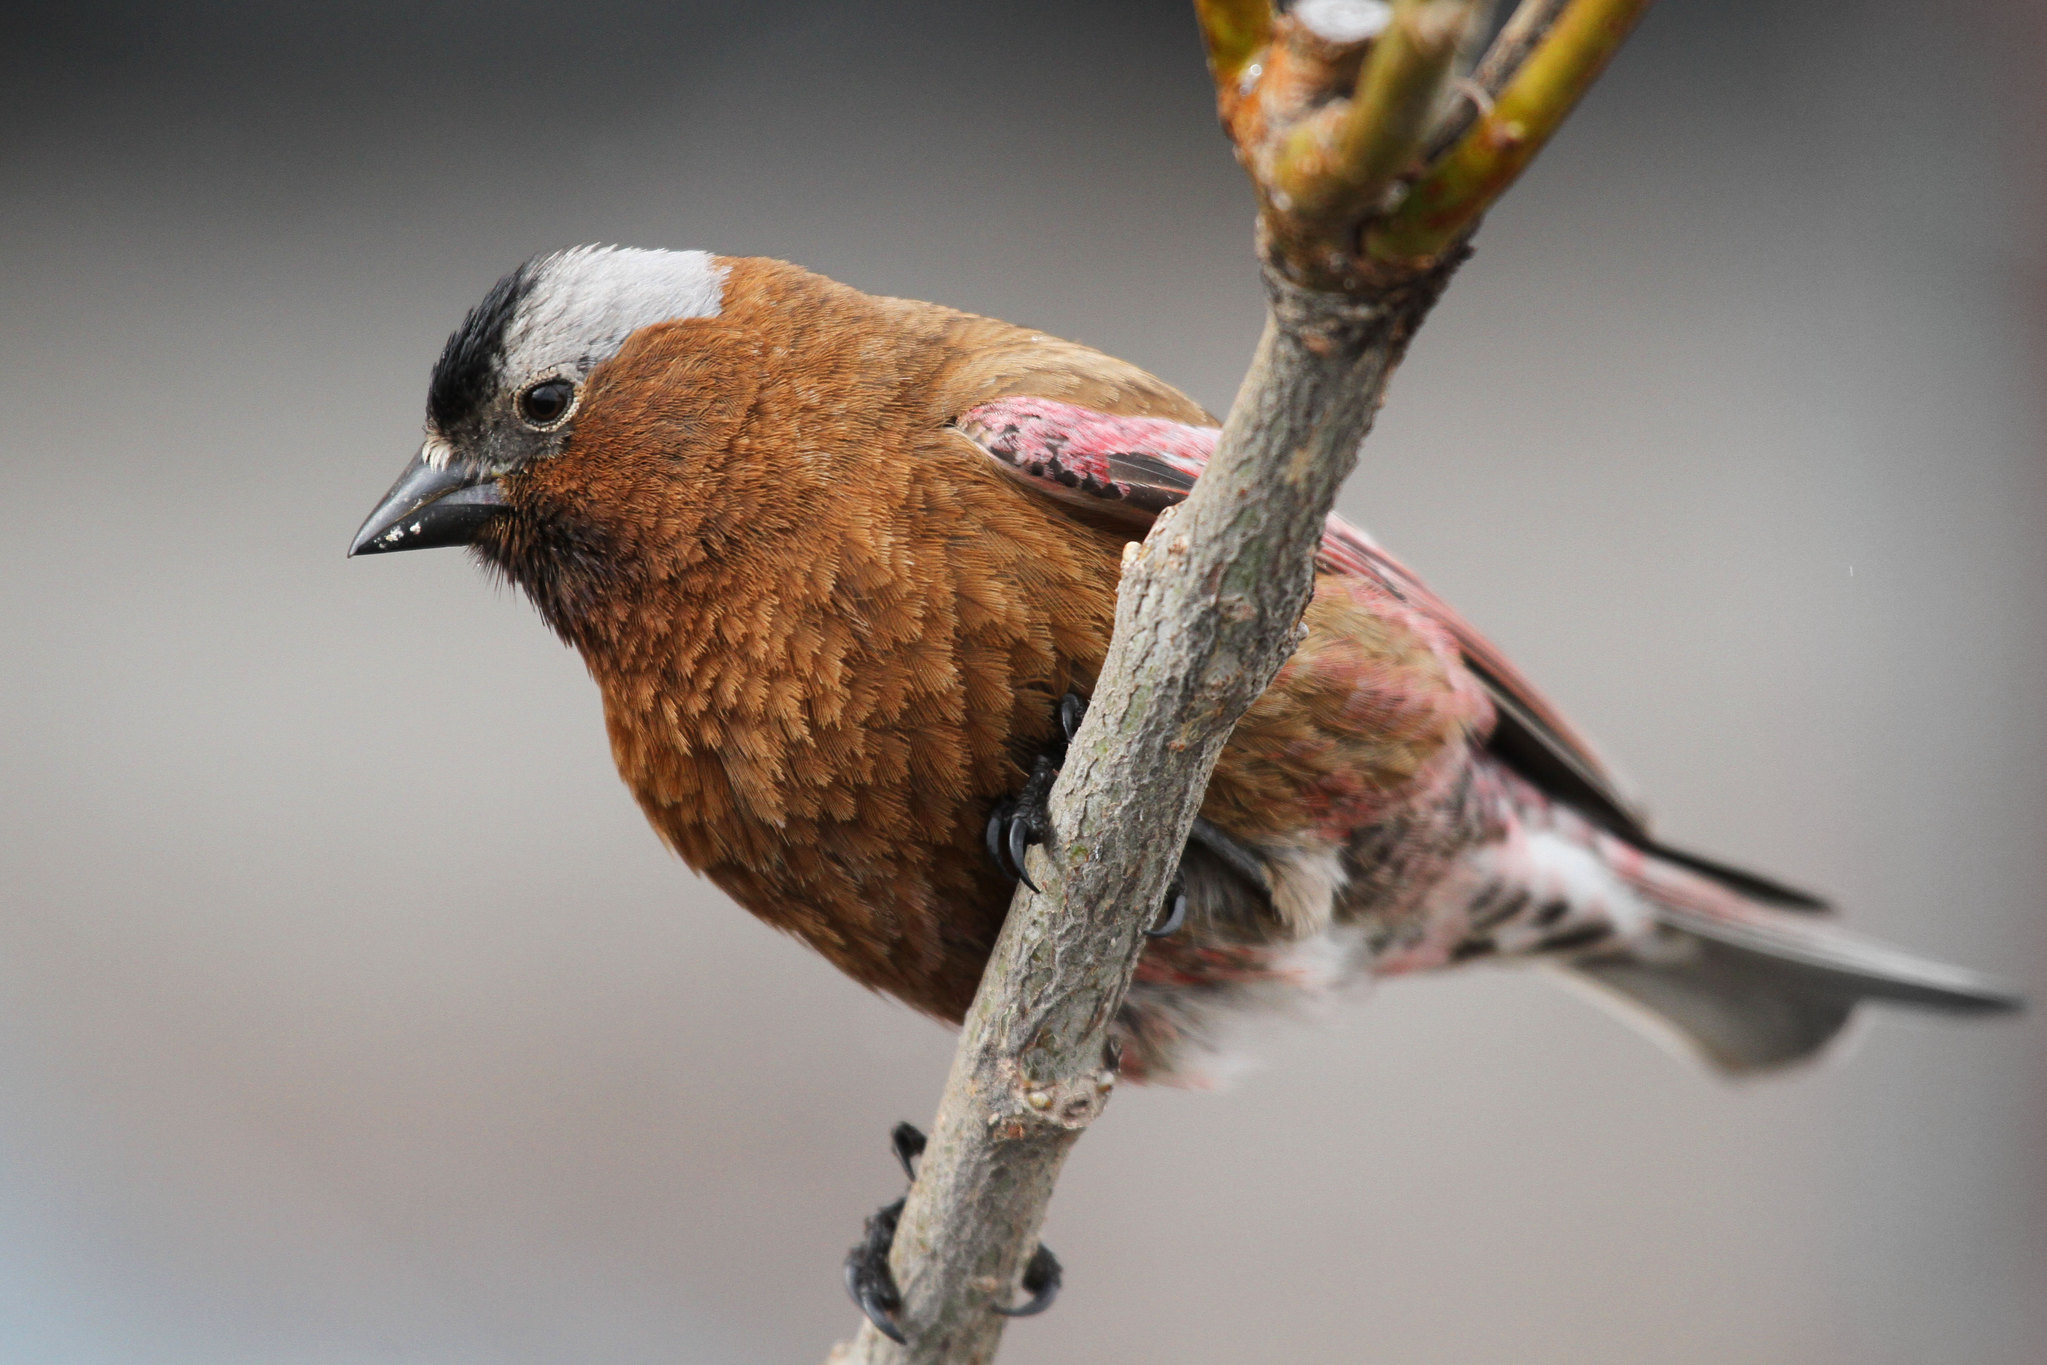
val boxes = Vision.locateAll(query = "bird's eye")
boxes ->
[517,379,576,427]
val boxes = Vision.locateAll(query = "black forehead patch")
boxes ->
[426,260,538,431]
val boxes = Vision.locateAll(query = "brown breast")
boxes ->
[490,256,1468,1021]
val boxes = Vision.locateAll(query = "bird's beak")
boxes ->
[349,441,508,557]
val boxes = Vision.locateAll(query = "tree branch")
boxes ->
[828,2,1652,1360]
[1271,0,1482,230]
[830,258,1461,1365]
[1369,0,1653,263]
[1423,0,1570,161]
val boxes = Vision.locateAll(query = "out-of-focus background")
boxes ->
[1,0,2041,1360]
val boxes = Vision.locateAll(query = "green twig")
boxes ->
[1369,0,1653,263]
[1271,0,1482,228]
[1424,0,1568,159]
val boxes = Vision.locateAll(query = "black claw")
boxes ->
[890,1122,926,1183]
[845,1121,1061,1336]
[1187,816,1274,901]
[1147,882,1188,938]
[844,1123,927,1344]
[992,1243,1063,1318]
[986,801,1015,877]
[986,696,1091,892]
[845,1196,907,1343]
[1010,817,1039,893]
[860,1295,907,1344]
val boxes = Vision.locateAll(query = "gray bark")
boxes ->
[829,250,1467,1365]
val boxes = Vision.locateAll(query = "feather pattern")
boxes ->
[445,258,2018,1088]
[951,391,2018,1079]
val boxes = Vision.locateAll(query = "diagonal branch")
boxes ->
[829,1,1653,1360]
[830,257,1463,1365]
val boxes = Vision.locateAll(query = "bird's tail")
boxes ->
[1559,847,2023,1074]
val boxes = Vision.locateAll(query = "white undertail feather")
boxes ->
[1122,922,1374,1089]
[1133,783,2019,1085]
[1264,843,1349,938]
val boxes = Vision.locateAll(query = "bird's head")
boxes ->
[349,245,729,561]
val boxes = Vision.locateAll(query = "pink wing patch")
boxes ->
[955,397,1208,524]
[957,395,1645,834]
[1312,520,1634,827]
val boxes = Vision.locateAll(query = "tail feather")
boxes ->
[1565,942,1859,1073]
[1650,900,2026,1015]
[1564,847,2023,1074]
[1637,840,1829,912]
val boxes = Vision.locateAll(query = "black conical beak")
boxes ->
[349,443,508,556]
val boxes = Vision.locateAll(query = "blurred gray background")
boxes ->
[1,1,2042,1361]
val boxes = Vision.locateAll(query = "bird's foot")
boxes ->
[985,693,1085,893]
[994,1243,1063,1319]
[985,753,1060,894]
[844,1123,924,1344]
[984,692,1188,937]
[842,1121,1062,1342]
[845,1195,908,1343]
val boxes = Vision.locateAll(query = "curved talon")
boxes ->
[844,1196,907,1343]
[890,1121,926,1183]
[849,1273,906,1344]
[986,802,1015,877]
[1010,817,1040,893]
[986,697,1090,892]
[991,1243,1063,1318]
[1187,816,1273,901]
[847,1120,1059,1335]
[1147,884,1188,939]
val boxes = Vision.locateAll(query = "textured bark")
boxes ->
[829,254,1465,1365]
[828,0,1646,1356]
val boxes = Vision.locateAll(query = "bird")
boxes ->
[351,244,2021,1084]
[352,245,2023,1338]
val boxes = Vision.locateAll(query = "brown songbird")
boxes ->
[352,246,2020,1090]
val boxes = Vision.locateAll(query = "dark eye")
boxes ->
[517,379,575,427]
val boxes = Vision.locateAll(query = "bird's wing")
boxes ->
[956,396,1649,836]
[953,394,1208,525]
[1310,516,1654,840]
[957,394,1832,910]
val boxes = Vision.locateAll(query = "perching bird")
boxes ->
[353,246,2021,1089]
